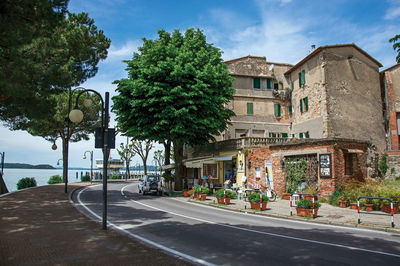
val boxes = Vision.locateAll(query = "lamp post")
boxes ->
[83,150,94,183]
[57,159,63,166]
[70,89,110,230]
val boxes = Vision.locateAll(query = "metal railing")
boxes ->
[290,193,318,217]
[357,196,396,228]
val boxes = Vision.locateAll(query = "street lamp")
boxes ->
[83,150,94,183]
[57,159,63,166]
[70,89,110,230]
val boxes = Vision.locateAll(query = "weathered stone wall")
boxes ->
[390,65,400,110]
[324,48,386,152]
[386,154,400,179]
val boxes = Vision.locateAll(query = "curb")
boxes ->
[187,198,400,235]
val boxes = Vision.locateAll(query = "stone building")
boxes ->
[218,56,293,140]
[381,63,400,176]
[183,43,387,198]
[285,44,386,151]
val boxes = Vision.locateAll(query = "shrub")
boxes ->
[193,185,209,194]
[109,174,120,180]
[247,192,269,203]
[48,175,63,184]
[215,189,235,198]
[17,177,37,190]
[378,153,389,176]
[297,199,321,209]
[81,175,90,182]
[329,190,342,206]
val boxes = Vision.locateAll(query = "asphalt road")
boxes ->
[73,182,400,266]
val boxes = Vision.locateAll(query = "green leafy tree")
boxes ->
[117,137,136,180]
[390,34,400,63]
[112,28,235,190]
[24,91,102,184]
[1,1,110,127]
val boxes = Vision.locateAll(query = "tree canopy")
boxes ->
[112,28,235,189]
[112,28,234,145]
[0,0,110,127]
[390,34,400,63]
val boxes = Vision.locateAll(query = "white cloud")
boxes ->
[385,6,400,19]
[107,40,140,62]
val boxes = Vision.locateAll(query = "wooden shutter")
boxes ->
[253,78,260,89]
[298,72,302,87]
[300,99,303,113]
[247,102,253,115]
[291,82,294,91]
[289,105,293,115]
[267,79,271,89]
[304,97,308,111]
[282,133,288,138]
[299,132,304,138]
[301,70,306,86]
[305,131,310,138]
[274,103,281,117]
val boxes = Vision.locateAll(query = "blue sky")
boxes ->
[1,0,399,168]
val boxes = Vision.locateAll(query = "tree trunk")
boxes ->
[0,173,8,194]
[173,140,184,191]
[125,160,130,180]
[143,160,147,175]
[164,140,171,176]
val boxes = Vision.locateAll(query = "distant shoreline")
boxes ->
[4,163,56,169]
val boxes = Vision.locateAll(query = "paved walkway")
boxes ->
[0,183,190,266]
[180,194,400,234]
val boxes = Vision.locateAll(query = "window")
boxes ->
[298,70,306,87]
[274,103,281,117]
[253,78,260,89]
[300,97,309,113]
[267,79,271,89]
[291,81,294,91]
[344,153,353,175]
[305,131,310,138]
[289,105,293,115]
[299,132,304,138]
[274,83,279,90]
[247,102,253,115]
[281,133,288,138]
[268,132,277,137]
[203,164,217,178]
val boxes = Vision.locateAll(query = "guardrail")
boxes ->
[357,196,395,228]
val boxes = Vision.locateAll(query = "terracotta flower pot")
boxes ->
[283,193,291,200]
[365,203,374,212]
[216,197,230,205]
[350,203,357,209]
[250,202,267,210]
[296,207,318,218]
[200,194,207,201]
[183,191,189,197]
[339,200,348,208]
[381,203,400,214]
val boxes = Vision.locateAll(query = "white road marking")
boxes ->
[120,184,400,259]
[77,185,215,266]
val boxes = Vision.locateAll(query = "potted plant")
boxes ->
[303,185,317,201]
[247,192,269,210]
[193,186,209,200]
[183,190,190,197]
[296,199,321,218]
[215,189,235,205]
[338,195,348,208]
[380,189,400,214]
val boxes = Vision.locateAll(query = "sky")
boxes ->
[1,0,400,168]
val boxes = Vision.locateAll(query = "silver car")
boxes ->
[138,175,162,195]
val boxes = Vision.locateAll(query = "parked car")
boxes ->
[138,175,162,195]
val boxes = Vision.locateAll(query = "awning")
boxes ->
[161,164,175,170]
[184,157,216,168]
[215,154,237,161]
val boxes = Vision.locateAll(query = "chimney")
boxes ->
[311,44,316,51]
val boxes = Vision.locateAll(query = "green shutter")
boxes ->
[289,105,293,115]
[300,99,303,113]
[253,78,260,89]
[305,131,310,138]
[304,97,308,112]
[299,132,304,138]
[298,72,302,87]
[282,133,288,138]
[291,82,294,91]
[274,103,281,117]
[267,79,271,89]
[302,70,306,85]
[292,134,295,138]
[247,102,253,115]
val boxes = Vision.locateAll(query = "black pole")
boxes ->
[65,88,72,193]
[90,151,93,184]
[102,92,109,230]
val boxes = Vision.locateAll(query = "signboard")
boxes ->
[95,128,116,149]
[319,153,332,178]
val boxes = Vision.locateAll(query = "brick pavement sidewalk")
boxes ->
[0,183,190,266]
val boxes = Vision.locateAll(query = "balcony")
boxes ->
[192,137,291,156]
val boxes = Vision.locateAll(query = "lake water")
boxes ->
[2,168,149,192]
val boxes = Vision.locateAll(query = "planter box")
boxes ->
[283,193,291,200]
[365,203,374,212]
[250,202,267,211]
[216,197,230,205]
[183,191,189,197]
[350,203,357,209]
[381,203,399,214]
[296,207,318,218]
[339,201,348,208]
